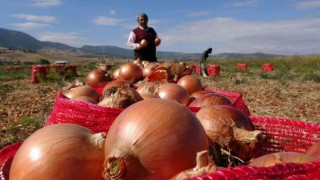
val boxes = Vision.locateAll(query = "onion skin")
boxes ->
[158,83,190,106]
[71,95,98,104]
[196,105,261,164]
[10,123,106,180]
[189,93,231,107]
[103,98,209,180]
[305,141,320,159]
[177,75,203,96]
[86,69,113,87]
[249,152,315,167]
[62,85,100,102]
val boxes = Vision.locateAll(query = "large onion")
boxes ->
[86,69,113,87]
[102,98,209,179]
[249,152,315,167]
[62,85,100,102]
[158,83,190,106]
[10,123,106,180]
[196,105,262,166]
[177,75,203,95]
[118,63,143,83]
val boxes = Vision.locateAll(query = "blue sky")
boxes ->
[1,0,320,55]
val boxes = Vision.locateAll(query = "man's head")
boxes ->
[137,13,148,28]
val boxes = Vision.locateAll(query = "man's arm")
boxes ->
[127,31,142,50]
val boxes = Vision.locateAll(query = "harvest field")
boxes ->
[0,53,320,149]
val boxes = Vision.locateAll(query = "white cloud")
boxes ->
[109,10,116,15]
[93,16,122,26]
[30,0,61,7]
[229,0,261,7]
[36,32,87,47]
[294,0,320,9]
[187,11,212,17]
[161,17,320,55]
[12,22,50,29]
[10,14,56,23]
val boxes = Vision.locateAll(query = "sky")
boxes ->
[1,0,320,55]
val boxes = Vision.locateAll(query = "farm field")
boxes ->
[1,54,320,149]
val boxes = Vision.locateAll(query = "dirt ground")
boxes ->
[1,72,320,149]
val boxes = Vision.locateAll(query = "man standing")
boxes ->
[127,13,160,62]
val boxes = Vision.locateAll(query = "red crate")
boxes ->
[2,117,320,179]
[262,63,274,72]
[236,63,248,71]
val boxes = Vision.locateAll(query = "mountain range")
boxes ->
[0,27,283,60]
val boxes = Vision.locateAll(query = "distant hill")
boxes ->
[0,27,284,60]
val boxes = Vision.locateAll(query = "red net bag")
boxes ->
[236,63,248,71]
[190,116,320,179]
[44,91,123,133]
[262,63,274,72]
[0,142,22,180]
[2,117,320,179]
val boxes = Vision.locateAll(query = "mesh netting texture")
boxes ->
[2,117,320,179]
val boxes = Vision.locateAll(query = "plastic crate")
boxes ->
[1,117,320,180]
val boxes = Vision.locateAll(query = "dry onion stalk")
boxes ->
[196,105,263,167]
[98,86,142,108]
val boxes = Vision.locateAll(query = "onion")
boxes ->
[118,63,143,83]
[62,85,100,102]
[155,37,161,46]
[305,141,320,159]
[177,75,203,95]
[190,90,209,100]
[158,83,190,106]
[189,93,231,107]
[98,86,142,108]
[136,81,161,96]
[249,152,315,167]
[196,105,262,166]
[86,69,113,87]
[71,95,98,104]
[102,98,209,179]
[10,123,106,179]
[113,68,120,80]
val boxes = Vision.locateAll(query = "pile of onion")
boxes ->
[249,152,315,167]
[102,98,209,179]
[196,105,262,166]
[10,123,106,179]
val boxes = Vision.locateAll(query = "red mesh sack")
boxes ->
[207,65,220,76]
[236,63,248,71]
[31,65,46,84]
[194,64,201,75]
[44,91,123,133]
[262,63,274,72]
[0,142,22,180]
[190,116,320,179]
[2,117,320,179]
